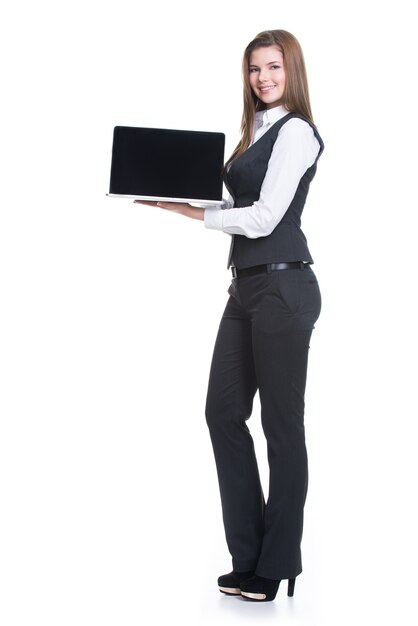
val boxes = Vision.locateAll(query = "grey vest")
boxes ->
[224,112,324,269]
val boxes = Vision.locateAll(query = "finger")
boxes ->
[133,200,159,206]
[157,202,189,210]
[156,202,177,210]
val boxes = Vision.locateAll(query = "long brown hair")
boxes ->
[225,30,315,171]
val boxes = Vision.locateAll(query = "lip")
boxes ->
[259,85,276,92]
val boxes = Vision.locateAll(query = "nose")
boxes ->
[258,67,270,83]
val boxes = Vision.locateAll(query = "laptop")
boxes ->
[107,125,225,205]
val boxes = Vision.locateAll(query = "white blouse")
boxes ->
[203,104,321,238]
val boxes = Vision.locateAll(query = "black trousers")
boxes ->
[205,265,321,579]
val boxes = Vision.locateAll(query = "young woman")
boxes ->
[136,29,324,602]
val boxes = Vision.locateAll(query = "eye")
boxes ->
[271,64,281,69]
[249,68,259,73]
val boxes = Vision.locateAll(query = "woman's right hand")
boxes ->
[133,200,204,221]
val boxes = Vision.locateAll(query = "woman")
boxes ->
[136,29,323,602]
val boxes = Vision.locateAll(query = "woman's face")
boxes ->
[248,46,286,109]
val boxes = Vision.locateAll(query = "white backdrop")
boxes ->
[1,1,417,624]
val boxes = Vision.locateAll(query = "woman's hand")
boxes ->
[134,200,204,221]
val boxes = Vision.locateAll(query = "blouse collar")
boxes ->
[255,104,289,126]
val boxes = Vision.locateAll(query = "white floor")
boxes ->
[1,544,411,626]
[1,455,415,626]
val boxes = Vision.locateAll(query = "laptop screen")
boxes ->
[109,126,225,202]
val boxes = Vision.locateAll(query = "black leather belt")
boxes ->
[231,262,310,279]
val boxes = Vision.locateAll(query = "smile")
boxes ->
[259,85,276,93]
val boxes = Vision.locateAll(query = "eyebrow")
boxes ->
[249,60,281,67]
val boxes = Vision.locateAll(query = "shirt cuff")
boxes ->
[204,206,224,230]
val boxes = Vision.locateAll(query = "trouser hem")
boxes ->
[255,566,303,580]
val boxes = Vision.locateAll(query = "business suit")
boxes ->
[205,112,324,579]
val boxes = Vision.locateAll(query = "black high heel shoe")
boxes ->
[240,574,296,601]
[218,570,255,596]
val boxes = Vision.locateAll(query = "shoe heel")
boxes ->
[287,578,295,597]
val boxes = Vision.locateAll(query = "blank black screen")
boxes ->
[109,126,225,201]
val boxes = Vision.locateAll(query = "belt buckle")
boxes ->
[231,267,238,279]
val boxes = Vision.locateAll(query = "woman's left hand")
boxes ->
[133,200,204,221]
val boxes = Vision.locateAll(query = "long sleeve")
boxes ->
[215,194,234,211]
[204,118,321,238]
